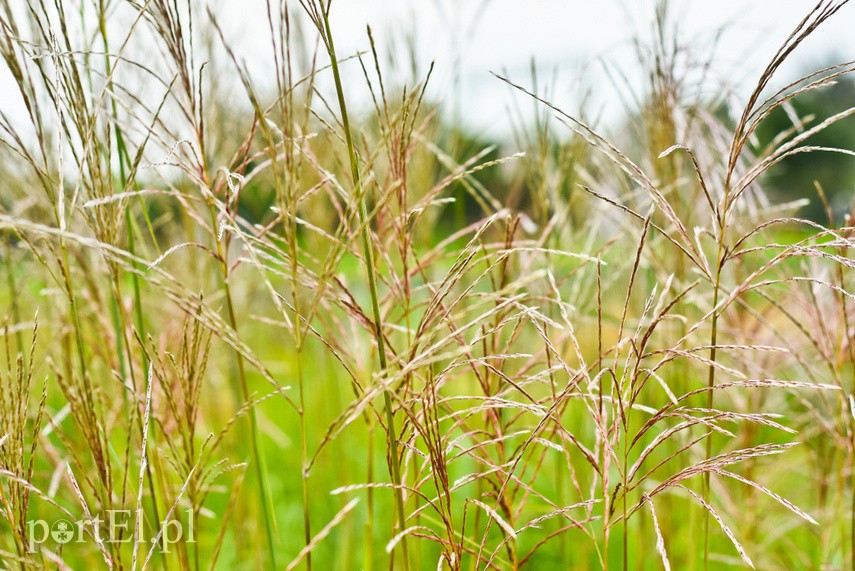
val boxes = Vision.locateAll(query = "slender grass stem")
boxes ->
[278,104,313,567]
[95,7,166,552]
[289,232,312,570]
[192,55,279,563]
[319,6,410,569]
[622,427,629,571]
[217,225,279,568]
[837,246,855,571]
[703,237,725,571]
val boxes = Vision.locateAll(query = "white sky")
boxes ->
[228,0,855,137]
[1,1,853,141]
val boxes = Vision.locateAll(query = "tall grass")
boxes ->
[0,0,854,569]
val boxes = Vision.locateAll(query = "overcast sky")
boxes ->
[1,1,853,140]
[225,0,855,137]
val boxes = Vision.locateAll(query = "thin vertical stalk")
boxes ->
[211,204,279,568]
[365,417,376,571]
[597,262,608,571]
[703,220,726,571]
[283,38,313,564]
[95,5,165,552]
[836,241,855,571]
[285,169,312,570]
[319,6,410,569]
[622,427,629,571]
[184,25,278,560]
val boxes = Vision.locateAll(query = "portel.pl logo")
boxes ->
[27,510,195,553]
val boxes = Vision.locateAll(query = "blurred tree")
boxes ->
[755,67,855,222]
